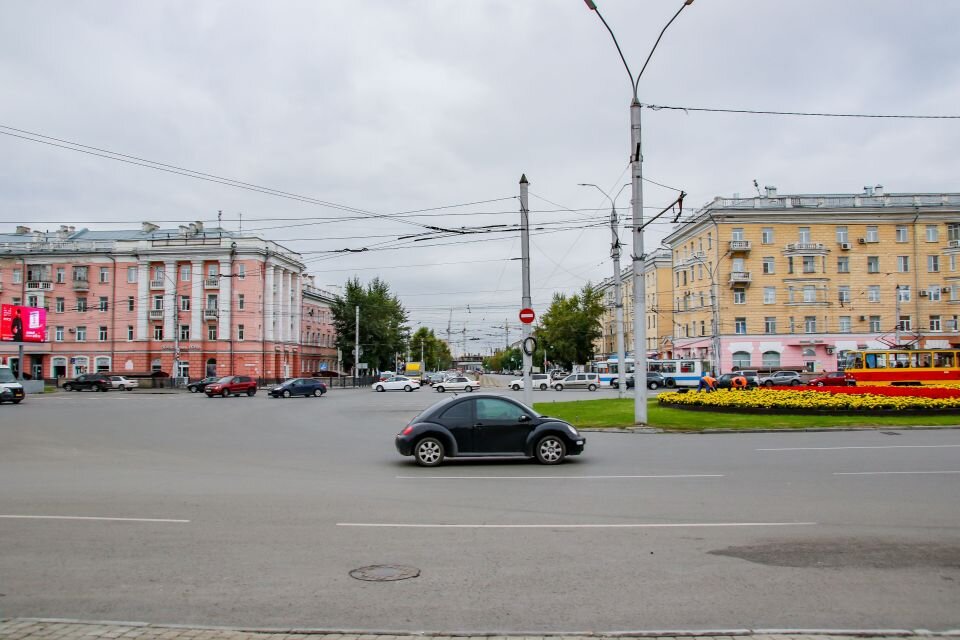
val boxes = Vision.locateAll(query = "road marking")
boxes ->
[0,515,190,523]
[757,445,960,451]
[833,470,960,476]
[338,522,816,529]
[396,474,724,480]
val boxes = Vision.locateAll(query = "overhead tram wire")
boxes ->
[641,103,960,120]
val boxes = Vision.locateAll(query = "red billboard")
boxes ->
[0,304,47,343]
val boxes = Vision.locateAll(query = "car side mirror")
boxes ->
[518,414,530,422]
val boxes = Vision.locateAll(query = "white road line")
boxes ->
[337,522,816,529]
[833,470,960,476]
[757,445,960,451]
[0,515,190,523]
[395,474,724,480]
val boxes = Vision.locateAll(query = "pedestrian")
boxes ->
[731,374,747,390]
[704,371,717,392]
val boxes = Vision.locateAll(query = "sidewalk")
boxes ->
[2,620,957,640]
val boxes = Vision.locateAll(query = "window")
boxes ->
[897,256,910,273]
[151,359,162,373]
[477,398,526,421]
[930,315,942,332]
[180,325,190,340]
[867,256,880,273]
[128,296,135,312]
[838,286,850,304]
[804,316,817,333]
[56,268,65,284]
[898,286,911,302]
[207,263,218,278]
[238,324,245,341]
[762,351,781,367]
[180,295,190,311]
[206,294,218,310]
[27,294,38,308]
[761,228,773,244]
[55,297,65,313]
[764,317,777,333]
[76,297,87,312]
[949,223,960,242]
[237,264,245,279]
[12,269,22,284]
[837,256,850,273]
[926,225,939,242]
[700,320,705,335]
[952,284,960,302]
[98,326,107,341]
[697,264,703,280]
[208,325,217,340]
[127,266,137,283]
[798,227,811,243]
[731,227,744,241]
[787,256,794,274]
[734,317,746,334]
[868,285,881,302]
[762,257,775,274]
[238,294,245,310]
[153,266,164,281]
[707,232,712,250]
[898,315,912,331]
[55,326,64,341]
[869,316,881,332]
[180,265,191,281]
[839,316,852,332]
[803,285,816,303]
[953,255,958,272]
[803,256,816,273]
[154,325,164,340]
[835,226,848,243]
[733,288,746,304]
[153,295,163,310]
[764,287,776,304]
[929,255,940,272]
[866,226,879,242]
[76,326,87,342]
[127,325,134,341]
[896,226,908,243]
[99,296,108,312]
[732,351,751,368]
[12,297,20,306]
[73,266,88,282]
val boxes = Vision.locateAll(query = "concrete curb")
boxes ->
[579,425,960,434]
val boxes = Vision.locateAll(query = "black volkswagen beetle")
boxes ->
[269,377,327,398]
[395,393,585,466]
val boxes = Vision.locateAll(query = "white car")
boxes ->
[433,376,480,393]
[109,375,139,391]
[508,373,551,391]
[373,375,420,392]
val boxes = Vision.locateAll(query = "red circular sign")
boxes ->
[519,308,535,324]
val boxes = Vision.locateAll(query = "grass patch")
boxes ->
[533,397,960,430]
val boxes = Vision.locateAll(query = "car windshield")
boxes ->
[217,376,233,384]
[0,369,15,383]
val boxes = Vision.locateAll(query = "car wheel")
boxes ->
[764,381,774,387]
[100,385,109,392]
[63,383,73,391]
[554,384,563,391]
[511,384,520,391]
[588,383,597,392]
[404,385,412,392]
[247,389,256,396]
[118,385,126,391]
[222,390,229,398]
[791,380,801,386]
[665,378,676,388]
[282,389,291,398]
[12,399,22,404]
[189,386,198,393]
[414,437,445,467]
[465,385,473,392]
[535,435,566,465]
[539,383,547,391]
[376,385,385,392]
[816,381,825,387]
[436,386,445,393]
[648,381,660,390]
[313,388,323,397]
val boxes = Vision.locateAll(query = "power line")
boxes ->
[642,103,960,120]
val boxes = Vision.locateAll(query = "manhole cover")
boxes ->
[349,564,420,582]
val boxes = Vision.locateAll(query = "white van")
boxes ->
[0,365,25,404]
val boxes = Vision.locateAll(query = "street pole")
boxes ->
[354,304,359,380]
[630,99,648,423]
[895,285,901,346]
[520,174,533,408]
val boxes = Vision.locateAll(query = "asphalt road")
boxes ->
[1,386,958,632]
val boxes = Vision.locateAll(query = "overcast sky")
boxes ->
[2,1,959,355]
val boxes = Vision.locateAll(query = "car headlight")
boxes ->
[566,424,580,438]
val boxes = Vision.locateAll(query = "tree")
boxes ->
[409,327,453,371]
[330,277,407,373]
[537,283,604,369]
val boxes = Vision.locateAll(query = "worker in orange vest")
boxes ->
[731,374,748,390]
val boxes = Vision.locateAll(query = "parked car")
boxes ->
[433,376,479,393]
[738,370,760,386]
[395,393,586,466]
[612,372,666,390]
[108,375,139,391]
[808,371,856,387]
[553,372,600,391]
[374,375,421,392]
[0,365,25,404]
[269,377,327,398]
[62,373,112,392]
[509,373,551,391]
[187,376,220,393]
[715,373,759,389]
[377,371,396,382]
[760,371,804,387]
[205,375,258,397]
[549,369,568,380]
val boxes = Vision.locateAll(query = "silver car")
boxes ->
[553,372,600,391]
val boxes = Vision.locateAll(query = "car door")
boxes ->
[473,397,535,453]
[438,399,476,453]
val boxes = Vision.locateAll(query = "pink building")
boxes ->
[0,223,337,383]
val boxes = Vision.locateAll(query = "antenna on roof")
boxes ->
[753,179,761,197]
[218,210,222,227]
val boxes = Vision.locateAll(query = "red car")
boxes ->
[807,371,856,387]
[205,375,258,397]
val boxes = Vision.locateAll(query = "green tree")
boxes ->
[331,277,407,373]
[409,327,453,371]
[537,283,604,368]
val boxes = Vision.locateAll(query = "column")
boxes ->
[273,266,282,343]
[137,260,149,340]
[191,260,203,340]
[282,270,292,343]
[219,260,232,341]
[264,262,275,342]
[163,260,176,340]
[292,272,302,344]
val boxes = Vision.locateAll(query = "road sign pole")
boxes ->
[520,174,533,408]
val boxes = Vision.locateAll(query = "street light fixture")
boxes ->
[584,0,696,423]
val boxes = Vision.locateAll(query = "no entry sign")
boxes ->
[519,308,535,324]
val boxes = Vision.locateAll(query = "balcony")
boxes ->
[784,242,826,253]
[728,271,752,286]
[204,277,220,289]
[204,308,219,319]
[682,251,706,266]
[72,280,90,291]
[949,240,960,249]
[148,309,164,320]
[26,281,53,291]
[728,240,752,252]
[150,279,165,289]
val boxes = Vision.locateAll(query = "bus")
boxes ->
[842,349,960,386]
[592,357,708,388]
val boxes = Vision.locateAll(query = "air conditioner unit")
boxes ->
[858,315,867,321]
[840,242,852,250]
[68,327,76,333]
[919,290,928,297]
[857,238,867,244]
[944,287,953,293]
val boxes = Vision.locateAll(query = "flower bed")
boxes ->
[659,387,960,412]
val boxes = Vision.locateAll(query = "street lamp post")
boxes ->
[579,182,630,399]
[584,0,696,423]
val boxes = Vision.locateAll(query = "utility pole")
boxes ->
[895,285,901,346]
[630,100,648,423]
[520,174,533,408]
[354,304,360,380]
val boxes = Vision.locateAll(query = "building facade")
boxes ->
[663,186,960,373]
[0,222,334,383]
